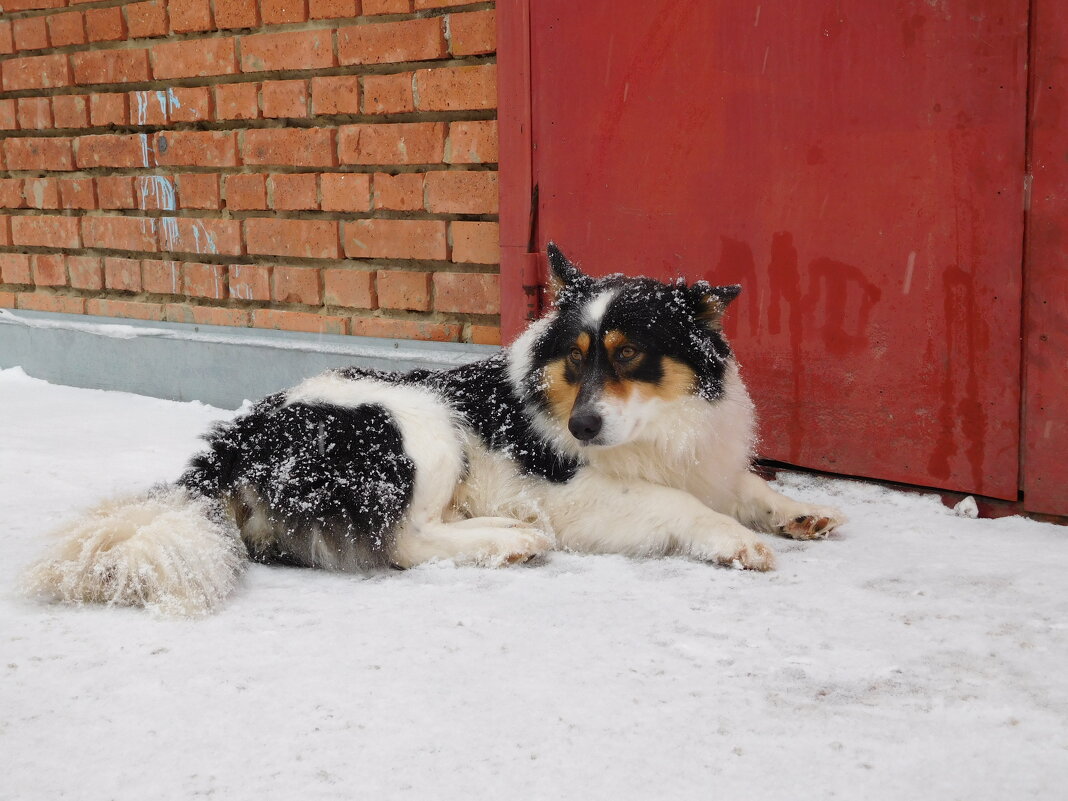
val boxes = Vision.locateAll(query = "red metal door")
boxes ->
[500,0,1029,502]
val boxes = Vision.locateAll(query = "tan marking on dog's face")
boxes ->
[636,356,697,401]
[542,359,579,425]
[603,329,626,351]
[575,331,591,355]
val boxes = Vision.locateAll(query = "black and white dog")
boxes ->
[25,244,845,615]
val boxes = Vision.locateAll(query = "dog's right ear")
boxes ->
[547,242,586,291]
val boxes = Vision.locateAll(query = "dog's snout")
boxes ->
[568,411,603,442]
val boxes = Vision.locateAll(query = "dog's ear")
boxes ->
[547,242,586,291]
[689,282,741,331]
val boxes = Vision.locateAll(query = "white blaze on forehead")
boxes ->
[583,290,618,329]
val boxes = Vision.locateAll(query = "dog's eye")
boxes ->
[568,347,583,364]
[617,345,638,361]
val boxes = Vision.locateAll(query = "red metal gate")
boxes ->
[499,0,1066,514]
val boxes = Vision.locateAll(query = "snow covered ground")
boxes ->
[1,365,1066,801]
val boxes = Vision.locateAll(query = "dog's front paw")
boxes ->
[725,539,776,571]
[776,505,846,540]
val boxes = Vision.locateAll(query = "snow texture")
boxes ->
[1,366,1066,800]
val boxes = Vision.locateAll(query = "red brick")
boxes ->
[18,292,86,315]
[177,174,221,210]
[309,0,356,19]
[272,265,321,304]
[215,0,260,29]
[338,17,445,65]
[245,218,340,259]
[242,128,335,167]
[262,80,308,118]
[415,64,496,111]
[95,176,136,209]
[269,173,318,210]
[362,0,409,12]
[362,72,414,114]
[167,87,213,122]
[17,97,53,129]
[168,0,212,33]
[182,262,228,299]
[344,219,446,260]
[424,170,497,214]
[261,0,308,25]
[376,269,429,311]
[72,50,150,85]
[311,76,360,115]
[320,172,371,212]
[2,55,71,91]
[125,1,168,38]
[228,263,271,300]
[68,256,104,290]
[0,254,33,284]
[241,29,335,73]
[129,91,168,125]
[104,257,142,292]
[253,308,347,334]
[214,82,260,120]
[13,16,49,51]
[372,172,422,210]
[23,178,61,209]
[134,175,177,211]
[47,12,87,47]
[350,317,459,341]
[414,0,471,7]
[446,120,497,164]
[468,324,501,345]
[89,93,129,126]
[52,95,90,129]
[59,178,97,209]
[160,218,243,256]
[338,122,444,165]
[86,298,164,321]
[82,216,158,252]
[451,221,498,264]
[76,134,151,169]
[225,174,267,210]
[142,259,184,294]
[12,216,81,249]
[31,254,66,286]
[0,22,13,55]
[448,9,495,56]
[0,291,14,308]
[3,0,67,10]
[0,179,25,209]
[0,99,17,130]
[152,38,237,80]
[166,304,251,327]
[323,268,376,308]
[0,216,11,247]
[85,7,127,42]
[155,131,239,167]
[433,271,498,313]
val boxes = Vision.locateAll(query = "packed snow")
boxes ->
[1,366,1066,800]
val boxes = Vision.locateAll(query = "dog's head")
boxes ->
[512,243,740,450]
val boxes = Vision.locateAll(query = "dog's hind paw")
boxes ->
[777,506,846,540]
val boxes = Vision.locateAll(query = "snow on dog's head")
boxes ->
[510,242,741,450]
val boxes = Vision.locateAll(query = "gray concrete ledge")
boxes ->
[0,309,497,409]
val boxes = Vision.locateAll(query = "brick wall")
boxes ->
[0,0,500,345]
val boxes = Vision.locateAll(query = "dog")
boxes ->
[23,243,845,615]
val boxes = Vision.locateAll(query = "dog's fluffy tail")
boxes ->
[21,485,246,617]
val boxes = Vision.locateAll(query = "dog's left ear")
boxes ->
[689,282,741,331]
[547,242,587,291]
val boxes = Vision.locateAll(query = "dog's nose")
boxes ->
[568,411,603,441]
